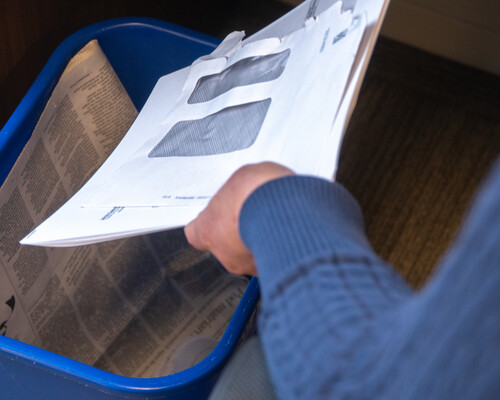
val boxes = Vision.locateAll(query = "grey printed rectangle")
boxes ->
[188,50,290,104]
[148,99,271,158]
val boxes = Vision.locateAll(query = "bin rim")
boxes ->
[0,278,259,394]
[0,16,219,176]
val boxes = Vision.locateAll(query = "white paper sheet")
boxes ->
[84,3,360,208]
[21,0,391,247]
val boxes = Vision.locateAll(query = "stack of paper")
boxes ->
[21,0,390,247]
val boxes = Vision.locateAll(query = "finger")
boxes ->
[184,218,209,251]
[215,250,258,277]
[226,259,258,277]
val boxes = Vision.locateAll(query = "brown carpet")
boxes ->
[337,38,500,288]
[218,0,500,288]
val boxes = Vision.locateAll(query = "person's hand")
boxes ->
[185,162,294,276]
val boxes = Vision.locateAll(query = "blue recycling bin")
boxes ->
[0,17,260,399]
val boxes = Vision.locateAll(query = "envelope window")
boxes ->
[188,49,290,104]
[148,99,271,158]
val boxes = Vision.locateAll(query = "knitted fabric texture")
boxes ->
[239,167,500,399]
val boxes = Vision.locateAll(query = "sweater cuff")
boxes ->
[239,176,374,300]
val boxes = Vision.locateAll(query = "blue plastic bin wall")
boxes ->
[0,18,260,399]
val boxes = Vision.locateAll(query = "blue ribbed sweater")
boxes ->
[239,161,500,399]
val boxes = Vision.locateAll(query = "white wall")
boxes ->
[381,0,500,75]
[279,0,500,75]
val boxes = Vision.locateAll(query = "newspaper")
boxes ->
[21,0,391,247]
[0,40,249,377]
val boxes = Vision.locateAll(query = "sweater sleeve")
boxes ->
[239,176,411,399]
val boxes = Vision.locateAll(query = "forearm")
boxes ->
[240,176,411,399]
[193,161,500,399]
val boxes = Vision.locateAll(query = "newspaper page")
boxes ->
[0,40,249,377]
